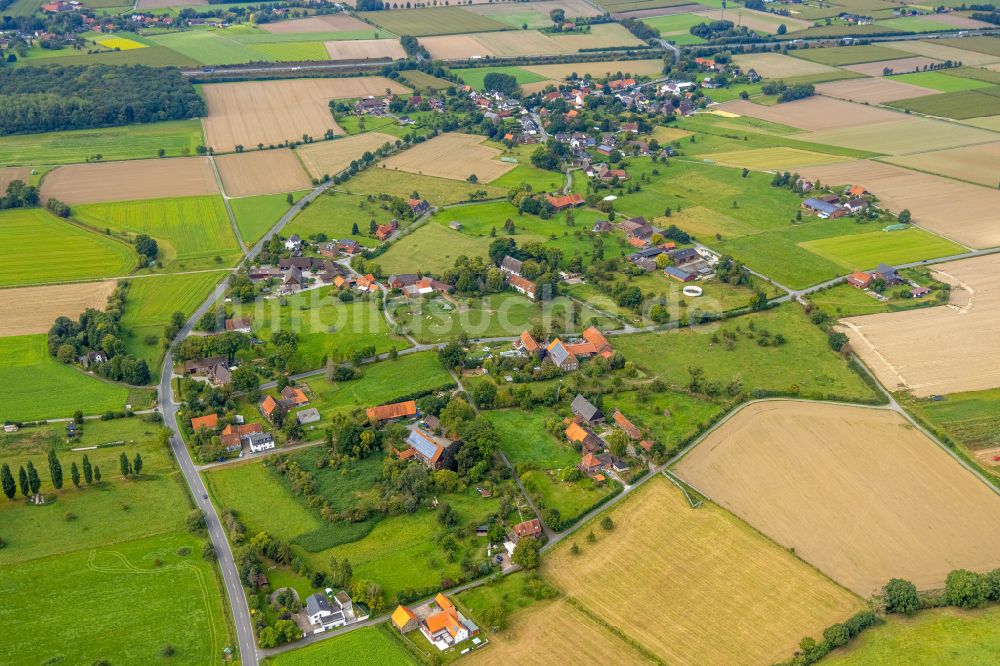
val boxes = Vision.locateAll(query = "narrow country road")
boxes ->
[157,180,335,666]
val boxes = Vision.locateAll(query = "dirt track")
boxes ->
[677,401,1000,595]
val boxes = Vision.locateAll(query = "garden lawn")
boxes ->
[798,227,964,271]
[231,190,309,246]
[264,625,415,665]
[520,469,617,527]
[0,416,190,564]
[0,532,227,666]
[452,65,549,90]
[74,195,242,271]
[809,283,902,317]
[487,408,581,469]
[824,606,1000,665]
[0,334,131,421]
[887,70,995,92]
[284,190,397,247]
[0,208,136,287]
[0,120,205,166]
[121,271,224,377]
[608,389,723,456]
[455,571,537,621]
[232,291,406,373]
[205,460,323,543]
[613,304,878,402]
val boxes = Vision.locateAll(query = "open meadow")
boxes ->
[0,120,205,167]
[297,131,397,179]
[40,157,218,205]
[0,208,136,287]
[839,253,1000,396]
[283,190,394,244]
[677,400,1000,596]
[345,167,506,205]
[542,477,864,665]
[798,227,963,272]
[215,149,311,197]
[73,195,241,271]
[200,77,408,150]
[380,133,515,182]
[264,624,414,665]
[0,280,116,336]
[801,160,1000,248]
[231,190,308,246]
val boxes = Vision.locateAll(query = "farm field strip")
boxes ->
[841,56,944,77]
[297,131,397,179]
[716,97,903,132]
[676,400,1000,595]
[214,149,312,197]
[798,115,999,155]
[732,51,841,78]
[882,141,1000,187]
[839,253,1000,396]
[324,38,407,60]
[359,6,510,36]
[0,280,116,337]
[379,132,516,182]
[40,157,218,205]
[816,76,939,103]
[885,39,1000,66]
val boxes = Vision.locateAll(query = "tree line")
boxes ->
[0,64,204,136]
[0,448,144,500]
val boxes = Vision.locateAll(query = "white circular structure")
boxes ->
[683,285,703,297]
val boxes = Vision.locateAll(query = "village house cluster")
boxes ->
[392,593,482,652]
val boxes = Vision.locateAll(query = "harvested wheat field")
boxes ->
[214,149,311,197]
[707,147,853,170]
[801,160,1000,248]
[717,97,901,131]
[801,115,997,155]
[381,133,515,182]
[468,0,601,20]
[677,400,1000,595]
[732,52,839,78]
[838,254,1000,395]
[324,38,406,60]
[0,167,30,192]
[884,141,1000,188]
[201,77,408,150]
[41,158,217,205]
[925,12,997,29]
[259,14,372,33]
[297,132,396,179]
[888,39,1000,66]
[547,23,644,50]
[843,56,943,76]
[962,114,1000,131]
[422,30,565,59]
[523,58,664,79]
[816,77,938,104]
[543,477,863,666]
[0,280,117,336]
[465,599,649,665]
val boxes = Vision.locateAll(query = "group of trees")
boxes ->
[482,72,520,96]
[762,80,816,103]
[0,179,39,209]
[0,64,204,135]
[1,451,104,500]
[48,282,151,385]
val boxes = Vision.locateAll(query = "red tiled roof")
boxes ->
[260,395,279,416]
[519,330,539,353]
[191,414,218,431]
[367,400,417,422]
[545,193,585,209]
[513,519,542,538]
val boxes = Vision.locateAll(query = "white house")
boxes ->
[247,432,275,453]
[284,234,303,252]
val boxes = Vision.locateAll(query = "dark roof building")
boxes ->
[571,394,604,424]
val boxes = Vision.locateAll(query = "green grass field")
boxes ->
[909,387,1000,451]
[452,65,549,91]
[1,532,228,666]
[488,408,581,470]
[74,196,242,271]
[888,86,1000,119]
[0,120,205,167]
[885,70,996,92]
[264,624,415,665]
[17,45,201,67]
[4,0,42,16]
[799,227,964,271]
[345,167,506,205]
[614,304,878,402]
[520,468,617,526]
[359,6,509,36]
[231,290,406,373]
[639,12,708,33]
[399,70,453,91]
[376,223,496,275]
[284,190,396,247]
[149,29,307,65]
[824,606,1000,665]
[0,208,136,287]
[0,334,132,420]
[790,44,909,65]
[121,272,224,377]
[231,190,309,246]
[877,16,956,32]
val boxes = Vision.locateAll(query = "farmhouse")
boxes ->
[508,274,537,300]
[356,274,380,292]
[847,271,873,289]
[249,266,282,281]
[220,422,264,452]
[408,198,431,216]
[512,518,542,540]
[225,317,252,334]
[565,421,603,454]
[391,605,419,633]
[282,266,303,294]
[613,410,642,440]
[802,198,847,219]
[545,193,585,211]
[403,277,453,298]
[874,262,901,285]
[388,273,420,289]
[546,339,579,372]
[280,385,309,407]
[191,413,219,432]
[571,393,604,424]
[405,426,459,470]
[367,399,417,424]
[517,330,541,356]
[420,594,479,651]
[579,452,605,474]
[375,220,399,241]
[500,255,523,277]
[260,396,284,424]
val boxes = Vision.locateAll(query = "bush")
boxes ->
[946,569,991,608]
[883,578,920,615]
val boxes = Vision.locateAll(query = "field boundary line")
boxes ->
[208,155,248,255]
[661,469,705,507]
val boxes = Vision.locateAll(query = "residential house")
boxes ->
[565,421,603,454]
[620,121,639,134]
[419,594,479,651]
[844,198,868,214]
[847,271,873,289]
[282,266,303,293]
[579,452,605,474]
[592,220,613,233]
[284,234,302,252]
[618,217,647,235]
[280,385,309,407]
[389,274,420,289]
[500,255,523,277]
[512,518,542,540]
[247,432,275,453]
[607,78,636,90]
[613,410,641,440]
[191,414,219,432]
[337,239,362,255]
[544,193,585,211]
[874,263,901,285]
[356,274,380,292]
[225,317,252,334]
[597,165,629,182]
[367,400,417,424]
[305,592,349,628]
[848,185,868,197]
[546,338,578,371]
[220,422,264,452]
[375,220,398,241]
[571,393,604,424]
[260,396,283,424]
[508,274,537,300]
[407,198,431,216]
[517,330,541,356]
[402,277,452,298]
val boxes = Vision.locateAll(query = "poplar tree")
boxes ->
[48,449,63,490]
[70,462,81,488]
[94,466,102,482]
[1,463,15,500]
[133,452,143,476]
[18,466,28,497]
[82,454,93,484]
[119,452,131,477]
[26,461,41,495]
